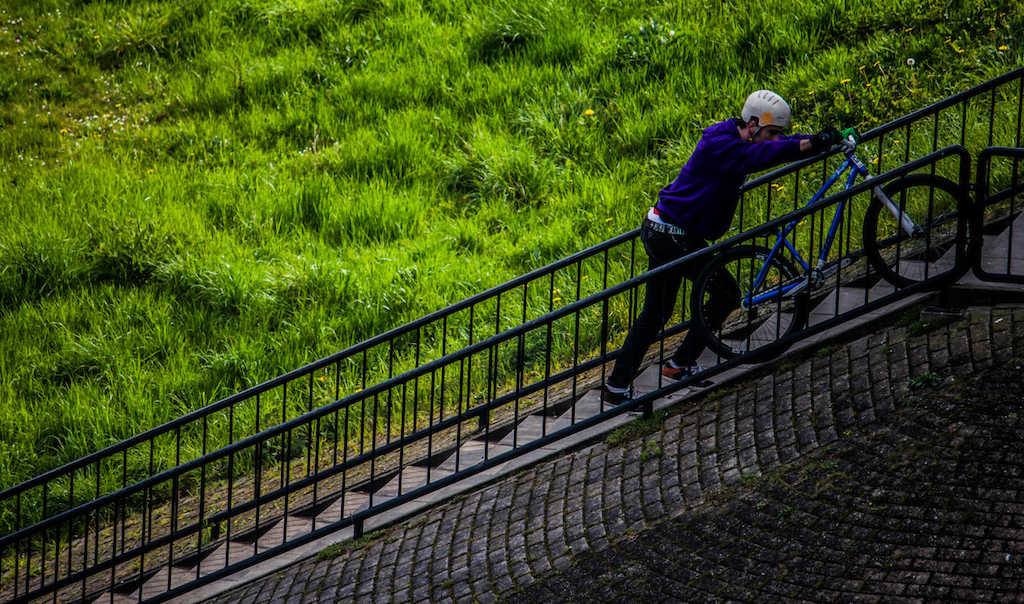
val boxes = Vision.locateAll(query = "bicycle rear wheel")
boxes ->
[863,174,969,288]
[690,245,809,362]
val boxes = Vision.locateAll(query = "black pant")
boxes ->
[607,223,738,389]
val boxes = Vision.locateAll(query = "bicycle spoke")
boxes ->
[691,246,808,362]
[864,175,967,287]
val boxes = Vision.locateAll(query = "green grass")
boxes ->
[0,0,1021,493]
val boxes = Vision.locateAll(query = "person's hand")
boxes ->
[810,126,842,152]
[841,127,860,143]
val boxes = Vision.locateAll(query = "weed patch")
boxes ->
[316,529,391,561]
[607,410,668,447]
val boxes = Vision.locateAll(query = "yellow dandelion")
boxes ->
[606,217,613,222]
[999,45,1009,51]
[584,109,595,116]
[840,79,852,84]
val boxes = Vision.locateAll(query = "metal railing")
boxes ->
[0,229,649,602]
[2,66,1022,604]
[973,146,1024,283]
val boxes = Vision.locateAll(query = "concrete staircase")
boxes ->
[88,386,626,604]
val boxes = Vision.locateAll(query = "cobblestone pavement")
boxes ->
[203,304,1024,603]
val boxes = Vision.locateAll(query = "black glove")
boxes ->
[810,126,842,152]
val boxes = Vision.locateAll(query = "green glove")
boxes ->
[841,127,860,142]
[811,126,842,152]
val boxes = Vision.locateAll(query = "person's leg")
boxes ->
[606,266,682,389]
[606,229,692,389]
[669,261,740,367]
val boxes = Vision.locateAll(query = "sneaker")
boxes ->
[600,385,644,412]
[661,363,713,388]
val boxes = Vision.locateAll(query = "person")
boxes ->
[601,89,847,405]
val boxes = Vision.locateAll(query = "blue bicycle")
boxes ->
[690,135,969,361]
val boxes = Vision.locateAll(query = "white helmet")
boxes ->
[742,90,791,130]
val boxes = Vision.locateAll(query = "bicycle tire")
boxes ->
[862,174,969,288]
[689,245,809,362]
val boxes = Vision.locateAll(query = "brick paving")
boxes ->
[201,304,1024,603]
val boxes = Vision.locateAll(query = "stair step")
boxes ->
[252,516,313,551]
[169,544,219,572]
[230,519,279,545]
[193,540,257,578]
[980,212,1024,273]
[131,566,198,601]
[546,395,603,432]
[291,494,343,520]
[632,363,677,396]
[808,282,882,325]
[375,465,430,498]
[436,438,510,473]
[313,490,370,524]
[89,568,161,604]
[497,414,548,447]
[90,592,141,604]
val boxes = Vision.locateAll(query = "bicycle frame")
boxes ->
[747,143,873,308]
[694,141,974,362]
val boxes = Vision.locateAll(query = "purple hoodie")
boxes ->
[656,118,812,240]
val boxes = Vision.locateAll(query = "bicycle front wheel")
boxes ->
[690,245,809,363]
[863,174,968,288]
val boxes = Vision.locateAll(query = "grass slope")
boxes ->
[0,0,1020,489]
